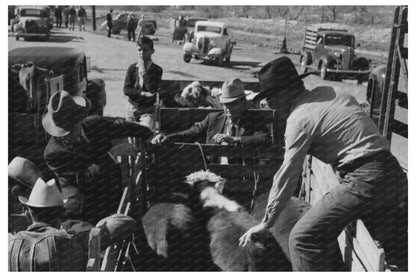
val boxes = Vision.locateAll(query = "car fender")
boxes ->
[208,47,223,56]
[14,23,24,33]
[367,65,386,103]
[183,42,199,53]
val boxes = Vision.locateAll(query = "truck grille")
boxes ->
[25,20,38,33]
[342,49,353,69]
[203,38,210,54]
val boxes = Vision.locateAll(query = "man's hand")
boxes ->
[140,91,155,98]
[212,133,235,145]
[151,134,169,146]
[238,222,268,247]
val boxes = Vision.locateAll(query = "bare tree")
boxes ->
[242,6,250,18]
[327,6,338,22]
[292,6,305,20]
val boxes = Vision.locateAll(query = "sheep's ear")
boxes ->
[215,181,225,194]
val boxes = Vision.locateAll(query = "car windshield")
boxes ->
[196,25,221,33]
[325,34,354,47]
[20,9,44,17]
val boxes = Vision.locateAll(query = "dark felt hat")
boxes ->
[253,56,313,102]
[42,90,90,137]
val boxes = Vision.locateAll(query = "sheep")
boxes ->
[174,81,221,108]
[250,193,311,261]
[185,170,292,271]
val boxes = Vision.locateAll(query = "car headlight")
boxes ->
[334,52,341,58]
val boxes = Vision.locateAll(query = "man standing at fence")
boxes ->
[54,7,62,28]
[238,57,408,271]
[123,36,163,131]
[106,9,113,38]
[68,6,76,31]
[77,6,87,31]
[127,14,136,42]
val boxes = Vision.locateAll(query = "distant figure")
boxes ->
[77,6,87,31]
[127,14,136,42]
[106,9,113,38]
[137,14,145,38]
[54,7,62,28]
[63,6,69,28]
[68,6,77,31]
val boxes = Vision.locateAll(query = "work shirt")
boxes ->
[262,86,389,227]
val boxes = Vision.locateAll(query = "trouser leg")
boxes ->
[288,184,363,271]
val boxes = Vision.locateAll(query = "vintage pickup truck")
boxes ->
[300,24,371,83]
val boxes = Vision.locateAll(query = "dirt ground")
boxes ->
[8,26,367,118]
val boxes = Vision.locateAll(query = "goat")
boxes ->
[185,170,292,271]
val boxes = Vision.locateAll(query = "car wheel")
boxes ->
[183,54,192,63]
[320,64,328,80]
[216,57,224,66]
[300,55,308,73]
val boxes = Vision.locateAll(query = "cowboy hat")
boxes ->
[42,90,91,137]
[219,78,246,104]
[253,56,315,102]
[8,157,43,189]
[19,178,64,208]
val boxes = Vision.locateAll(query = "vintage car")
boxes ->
[182,21,235,66]
[300,24,371,83]
[171,17,208,42]
[13,6,52,41]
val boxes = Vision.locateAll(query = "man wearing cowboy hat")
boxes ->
[42,90,153,225]
[152,78,269,147]
[8,177,136,271]
[238,56,407,271]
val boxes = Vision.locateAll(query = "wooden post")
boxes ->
[87,228,102,271]
[92,6,96,31]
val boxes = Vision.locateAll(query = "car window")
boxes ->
[325,34,354,47]
[196,25,221,33]
[20,9,43,17]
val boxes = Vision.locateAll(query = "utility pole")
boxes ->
[280,13,288,53]
[92,6,96,31]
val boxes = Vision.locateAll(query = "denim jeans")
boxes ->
[289,151,407,271]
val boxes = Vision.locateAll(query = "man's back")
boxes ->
[288,86,389,167]
[9,223,86,271]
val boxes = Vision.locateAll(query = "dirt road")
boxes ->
[8,27,367,117]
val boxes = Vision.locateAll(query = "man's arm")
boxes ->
[123,64,142,102]
[261,122,311,227]
[44,149,99,188]
[107,118,153,141]
[165,113,211,143]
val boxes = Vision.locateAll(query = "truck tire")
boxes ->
[183,54,192,63]
[320,64,328,80]
[300,55,308,73]
[216,56,224,66]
